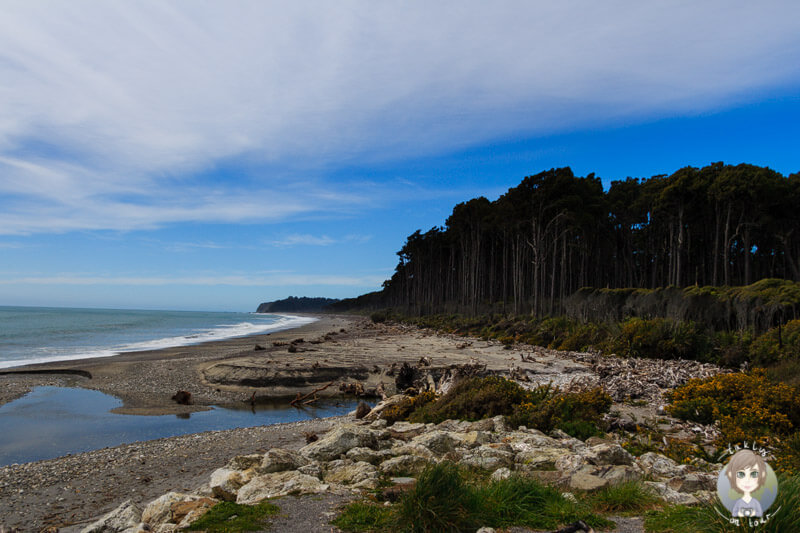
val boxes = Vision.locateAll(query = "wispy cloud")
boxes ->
[269,234,372,247]
[0,2,798,234]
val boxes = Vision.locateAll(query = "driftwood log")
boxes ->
[290,380,335,407]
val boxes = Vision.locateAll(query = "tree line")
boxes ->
[369,163,800,317]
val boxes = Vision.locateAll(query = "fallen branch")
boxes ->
[290,380,335,407]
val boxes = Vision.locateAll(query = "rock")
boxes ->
[389,443,437,460]
[387,421,427,439]
[458,431,494,448]
[635,452,688,479]
[226,454,263,471]
[411,430,460,455]
[172,498,217,528]
[644,481,700,506]
[259,448,309,473]
[561,492,578,504]
[490,467,512,481]
[296,462,324,479]
[324,461,379,488]
[515,447,569,470]
[81,500,142,533]
[667,472,717,493]
[171,391,192,405]
[380,454,431,476]
[491,415,508,433]
[554,453,587,474]
[597,465,644,485]
[254,344,266,351]
[467,418,496,432]
[209,468,254,501]
[585,436,616,447]
[436,419,473,432]
[568,473,610,492]
[300,426,380,461]
[460,445,515,471]
[476,528,496,533]
[236,471,330,504]
[583,443,634,466]
[346,447,389,465]
[142,492,190,525]
[355,401,372,419]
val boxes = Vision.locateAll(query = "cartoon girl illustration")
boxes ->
[725,449,767,517]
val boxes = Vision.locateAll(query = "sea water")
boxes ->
[0,305,316,369]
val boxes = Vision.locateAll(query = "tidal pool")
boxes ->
[0,386,362,466]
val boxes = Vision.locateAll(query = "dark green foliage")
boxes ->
[394,463,612,532]
[408,376,530,423]
[603,318,713,361]
[256,296,339,313]
[184,500,279,532]
[589,481,659,513]
[395,376,611,439]
[336,163,800,319]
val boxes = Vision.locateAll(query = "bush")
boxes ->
[380,391,437,425]
[507,387,611,439]
[749,319,800,366]
[667,370,800,447]
[185,500,279,532]
[603,317,713,360]
[408,376,531,423]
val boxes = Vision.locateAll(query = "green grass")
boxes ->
[331,462,613,533]
[590,481,660,514]
[645,475,800,532]
[331,501,394,532]
[184,500,279,532]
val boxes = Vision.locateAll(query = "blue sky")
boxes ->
[1,2,799,311]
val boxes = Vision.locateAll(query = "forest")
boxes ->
[364,163,800,318]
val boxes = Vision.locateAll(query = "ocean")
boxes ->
[0,305,316,369]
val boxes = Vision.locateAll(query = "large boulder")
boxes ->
[667,472,717,493]
[380,454,432,476]
[460,445,515,471]
[141,493,217,527]
[568,473,610,492]
[259,448,309,473]
[236,471,330,504]
[209,468,255,501]
[635,452,689,479]
[226,454,263,471]
[81,500,142,533]
[411,430,460,455]
[346,447,391,465]
[582,443,634,466]
[515,447,569,471]
[300,426,381,461]
[324,460,380,488]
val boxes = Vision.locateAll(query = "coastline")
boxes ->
[0,314,348,414]
[0,314,602,530]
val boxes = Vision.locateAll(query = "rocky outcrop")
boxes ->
[82,395,724,532]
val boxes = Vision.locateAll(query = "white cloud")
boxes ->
[0,1,798,233]
[269,233,372,247]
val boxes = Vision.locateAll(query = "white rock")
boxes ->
[209,467,254,501]
[300,426,380,461]
[583,443,634,466]
[81,500,142,533]
[141,492,191,525]
[380,454,432,476]
[259,448,309,473]
[411,430,460,455]
[236,471,330,504]
[644,481,700,506]
[490,467,512,481]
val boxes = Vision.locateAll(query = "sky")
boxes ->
[1,1,799,312]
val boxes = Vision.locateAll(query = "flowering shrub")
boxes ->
[381,391,437,424]
[667,370,800,448]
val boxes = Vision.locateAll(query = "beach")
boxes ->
[0,314,713,531]
[0,313,608,530]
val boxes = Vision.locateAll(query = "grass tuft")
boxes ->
[184,500,279,532]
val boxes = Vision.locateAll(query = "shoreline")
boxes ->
[0,314,351,414]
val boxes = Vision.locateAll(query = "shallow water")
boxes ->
[0,386,362,466]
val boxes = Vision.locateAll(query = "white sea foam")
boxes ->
[0,314,317,370]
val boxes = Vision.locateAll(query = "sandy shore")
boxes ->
[0,314,603,531]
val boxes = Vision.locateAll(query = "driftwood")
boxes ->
[290,380,335,406]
